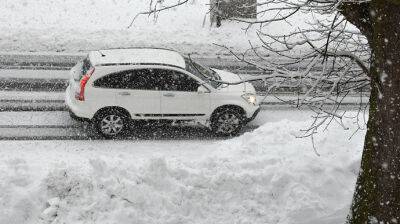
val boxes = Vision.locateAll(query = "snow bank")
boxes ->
[0,119,364,224]
[0,0,258,55]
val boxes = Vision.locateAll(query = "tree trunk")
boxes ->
[347,1,400,223]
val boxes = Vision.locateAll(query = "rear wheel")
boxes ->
[94,109,129,138]
[211,109,243,136]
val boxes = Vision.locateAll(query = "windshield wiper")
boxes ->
[186,55,222,88]
[187,54,214,82]
[187,54,206,77]
[210,68,220,80]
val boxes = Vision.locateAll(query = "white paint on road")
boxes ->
[0,69,69,79]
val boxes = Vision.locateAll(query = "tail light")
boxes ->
[76,67,95,101]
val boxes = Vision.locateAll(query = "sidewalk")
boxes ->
[0,69,68,79]
[0,52,265,92]
[0,52,260,71]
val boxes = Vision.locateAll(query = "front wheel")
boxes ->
[94,110,129,138]
[211,109,244,137]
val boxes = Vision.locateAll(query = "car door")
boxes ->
[157,69,210,117]
[93,69,161,117]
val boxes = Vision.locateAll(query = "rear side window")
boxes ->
[93,69,156,90]
[129,69,157,90]
[93,71,131,89]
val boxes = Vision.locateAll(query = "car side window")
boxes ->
[93,69,156,90]
[153,69,200,92]
[129,69,156,90]
[93,71,131,89]
[152,69,173,91]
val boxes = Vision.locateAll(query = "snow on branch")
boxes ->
[128,0,190,28]
[131,0,371,143]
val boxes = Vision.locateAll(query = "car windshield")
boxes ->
[184,57,221,88]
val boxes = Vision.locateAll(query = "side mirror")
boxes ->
[197,85,210,94]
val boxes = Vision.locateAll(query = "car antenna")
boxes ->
[98,50,106,57]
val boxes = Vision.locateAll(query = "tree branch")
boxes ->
[338,2,372,41]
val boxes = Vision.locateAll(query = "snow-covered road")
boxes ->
[0,108,315,140]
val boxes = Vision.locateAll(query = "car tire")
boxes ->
[211,108,244,137]
[94,109,129,139]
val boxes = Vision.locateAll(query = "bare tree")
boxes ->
[133,0,400,222]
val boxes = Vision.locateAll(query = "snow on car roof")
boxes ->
[88,48,186,69]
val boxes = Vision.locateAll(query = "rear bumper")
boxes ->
[68,108,90,122]
[65,86,94,121]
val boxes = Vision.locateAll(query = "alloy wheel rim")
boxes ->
[216,113,240,134]
[100,114,124,135]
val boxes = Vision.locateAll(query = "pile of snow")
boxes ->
[0,0,259,55]
[0,118,364,224]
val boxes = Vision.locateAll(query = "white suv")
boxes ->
[65,48,260,138]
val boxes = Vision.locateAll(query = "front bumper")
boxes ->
[246,107,261,123]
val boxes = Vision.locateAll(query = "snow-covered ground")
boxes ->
[0,0,262,55]
[0,0,313,55]
[0,110,365,224]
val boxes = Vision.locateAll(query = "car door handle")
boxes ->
[118,92,131,96]
[163,93,175,97]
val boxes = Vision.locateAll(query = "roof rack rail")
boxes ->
[96,62,184,69]
[95,47,180,53]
